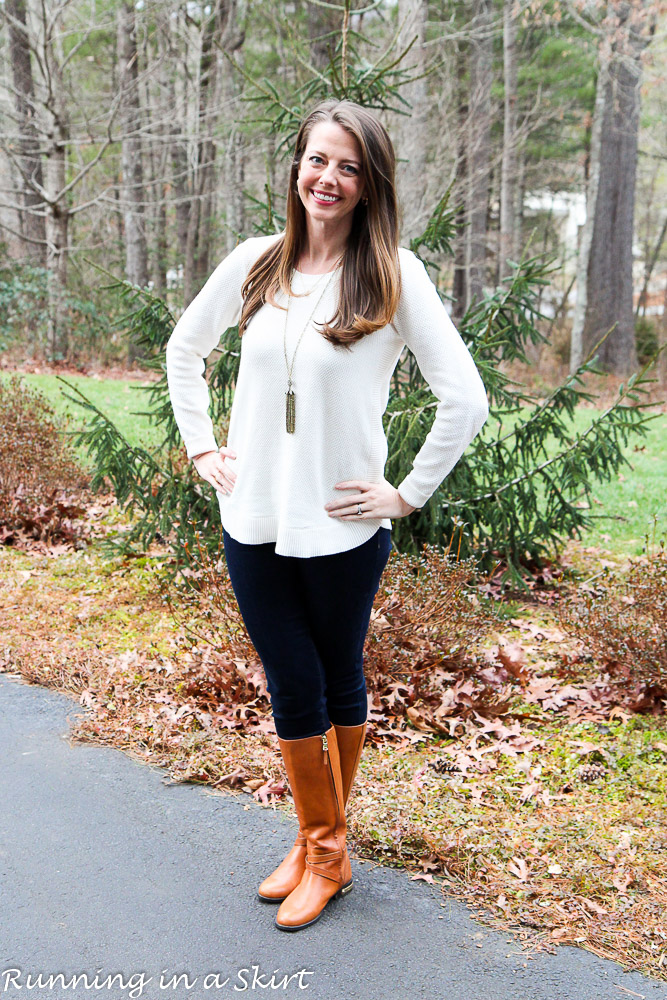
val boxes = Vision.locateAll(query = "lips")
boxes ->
[311,189,341,204]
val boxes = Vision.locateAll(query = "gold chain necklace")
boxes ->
[283,256,343,433]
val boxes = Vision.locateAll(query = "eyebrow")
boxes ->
[310,149,361,166]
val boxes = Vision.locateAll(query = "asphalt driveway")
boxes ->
[1,672,665,1000]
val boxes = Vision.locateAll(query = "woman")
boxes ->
[165,99,488,932]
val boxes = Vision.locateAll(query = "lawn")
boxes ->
[568,409,666,555]
[0,371,164,456]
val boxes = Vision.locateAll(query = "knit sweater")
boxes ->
[165,232,489,558]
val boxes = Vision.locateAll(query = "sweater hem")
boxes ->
[218,507,392,558]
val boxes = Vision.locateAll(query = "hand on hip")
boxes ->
[324,479,416,519]
[192,447,237,495]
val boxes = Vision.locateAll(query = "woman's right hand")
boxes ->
[191,447,237,494]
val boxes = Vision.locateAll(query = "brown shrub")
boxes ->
[558,546,667,707]
[363,545,504,733]
[0,374,90,544]
[171,535,501,739]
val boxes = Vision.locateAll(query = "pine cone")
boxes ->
[429,757,461,775]
[577,762,607,782]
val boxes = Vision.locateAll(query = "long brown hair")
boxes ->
[238,99,401,349]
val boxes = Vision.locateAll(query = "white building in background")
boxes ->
[522,189,665,320]
[523,190,587,273]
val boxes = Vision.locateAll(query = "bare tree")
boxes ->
[452,40,469,324]
[117,0,149,363]
[0,0,118,358]
[466,0,493,307]
[4,0,46,265]
[499,0,518,282]
[570,0,657,375]
[306,0,340,71]
[396,0,429,242]
[181,0,245,301]
[221,1,247,254]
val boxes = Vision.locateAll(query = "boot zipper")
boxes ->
[322,733,341,819]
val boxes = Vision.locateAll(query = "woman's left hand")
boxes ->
[324,479,417,520]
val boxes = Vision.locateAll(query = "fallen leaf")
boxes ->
[508,856,529,881]
[518,782,541,805]
[579,897,608,916]
[612,868,633,893]
[496,641,529,682]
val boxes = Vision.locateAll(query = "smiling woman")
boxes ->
[295,120,367,252]
[165,98,489,934]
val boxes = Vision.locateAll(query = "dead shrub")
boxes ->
[558,545,667,709]
[363,544,505,733]
[167,535,501,740]
[0,374,90,544]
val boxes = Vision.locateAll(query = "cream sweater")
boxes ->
[165,232,489,557]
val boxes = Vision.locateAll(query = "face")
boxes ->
[296,120,366,225]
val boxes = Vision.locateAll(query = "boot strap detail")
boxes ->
[304,862,343,885]
[306,850,342,865]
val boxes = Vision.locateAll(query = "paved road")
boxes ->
[2,672,666,1000]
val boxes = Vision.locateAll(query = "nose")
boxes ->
[320,162,337,186]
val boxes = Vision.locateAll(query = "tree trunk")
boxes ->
[466,0,493,309]
[117,0,150,364]
[572,3,654,375]
[42,15,71,360]
[145,15,170,299]
[5,0,47,265]
[452,43,468,325]
[635,213,667,320]
[658,281,667,387]
[223,80,246,252]
[183,0,244,303]
[499,0,517,283]
[222,2,246,253]
[570,57,607,373]
[396,0,429,243]
[307,2,338,71]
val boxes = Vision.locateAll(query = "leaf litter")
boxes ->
[1,501,666,981]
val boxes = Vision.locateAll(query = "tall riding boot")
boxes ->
[257,722,366,902]
[274,724,353,931]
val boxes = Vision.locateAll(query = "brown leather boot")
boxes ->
[257,722,366,902]
[274,725,353,931]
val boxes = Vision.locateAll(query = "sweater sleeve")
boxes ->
[392,249,489,510]
[165,239,251,461]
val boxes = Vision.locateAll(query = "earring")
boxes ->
[362,196,368,206]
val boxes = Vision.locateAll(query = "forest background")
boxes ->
[0,0,666,378]
[1,0,667,982]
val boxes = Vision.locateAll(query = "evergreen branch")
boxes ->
[449,369,656,506]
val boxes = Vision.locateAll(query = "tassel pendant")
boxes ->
[285,385,295,433]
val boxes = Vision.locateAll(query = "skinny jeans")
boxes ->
[222,526,393,740]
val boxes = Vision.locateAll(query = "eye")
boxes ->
[309,155,324,164]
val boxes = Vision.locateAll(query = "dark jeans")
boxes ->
[222,526,393,740]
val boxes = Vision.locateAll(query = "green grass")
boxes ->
[0,371,163,458]
[481,405,667,557]
[571,411,666,555]
[3,371,666,556]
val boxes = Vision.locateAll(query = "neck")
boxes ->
[298,216,352,272]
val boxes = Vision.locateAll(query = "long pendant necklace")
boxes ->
[283,257,343,433]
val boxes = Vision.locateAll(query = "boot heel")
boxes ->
[335,879,353,899]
